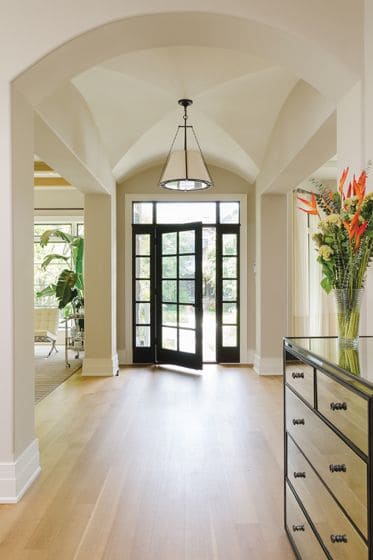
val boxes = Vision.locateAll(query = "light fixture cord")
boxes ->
[183,105,188,180]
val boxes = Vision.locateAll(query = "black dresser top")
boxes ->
[284,336,373,396]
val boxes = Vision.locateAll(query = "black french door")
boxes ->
[133,222,203,369]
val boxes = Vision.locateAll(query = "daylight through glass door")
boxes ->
[132,201,240,366]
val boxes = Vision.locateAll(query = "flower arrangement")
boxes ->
[298,167,373,294]
[298,166,373,347]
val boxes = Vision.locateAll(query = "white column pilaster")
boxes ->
[0,87,40,502]
[83,193,118,376]
[254,193,288,375]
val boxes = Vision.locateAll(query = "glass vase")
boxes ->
[338,347,360,375]
[334,288,364,349]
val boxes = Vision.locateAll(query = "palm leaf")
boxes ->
[41,253,69,270]
[55,269,77,309]
[36,284,57,298]
[40,229,73,247]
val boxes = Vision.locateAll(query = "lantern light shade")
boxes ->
[159,99,213,191]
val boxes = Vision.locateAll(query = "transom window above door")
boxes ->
[133,201,240,225]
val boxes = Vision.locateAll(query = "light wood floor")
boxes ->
[0,365,295,560]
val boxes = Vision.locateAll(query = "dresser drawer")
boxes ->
[286,387,368,537]
[286,482,327,559]
[286,359,314,406]
[287,436,368,560]
[317,371,368,455]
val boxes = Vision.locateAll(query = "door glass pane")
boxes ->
[222,326,237,347]
[162,256,177,278]
[162,304,177,326]
[203,227,216,362]
[136,303,150,324]
[179,305,195,328]
[179,280,195,304]
[162,280,177,302]
[222,280,237,301]
[136,326,151,347]
[220,202,239,224]
[162,232,177,254]
[179,255,195,279]
[222,234,237,255]
[179,329,196,353]
[222,257,237,278]
[136,234,150,255]
[136,257,150,278]
[136,280,150,301]
[133,202,153,224]
[179,230,195,254]
[222,302,237,324]
[156,202,216,224]
[162,327,177,350]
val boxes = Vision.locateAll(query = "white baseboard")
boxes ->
[82,353,119,376]
[254,354,283,376]
[244,348,255,364]
[0,439,41,503]
[118,348,128,365]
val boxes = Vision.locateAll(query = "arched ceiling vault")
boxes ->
[14,10,362,187]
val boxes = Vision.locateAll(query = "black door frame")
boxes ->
[131,201,241,365]
[216,224,240,363]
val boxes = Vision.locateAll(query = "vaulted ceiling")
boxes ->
[25,6,360,193]
[72,46,298,184]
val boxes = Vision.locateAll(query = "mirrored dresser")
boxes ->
[283,337,373,560]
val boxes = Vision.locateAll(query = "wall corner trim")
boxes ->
[82,354,119,376]
[254,354,283,376]
[0,439,41,503]
[118,349,128,365]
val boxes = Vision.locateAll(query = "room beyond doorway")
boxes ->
[132,201,241,365]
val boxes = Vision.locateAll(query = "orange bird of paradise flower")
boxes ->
[297,193,319,216]
[343,211,360,241]
[339,167,349,200]
[355,221,368,250]
[353,170,367,204]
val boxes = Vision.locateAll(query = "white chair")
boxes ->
[34,308,60,357]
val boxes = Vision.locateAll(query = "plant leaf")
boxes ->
[41,253,69,270]
[55,269,77,309]
[40,229,73,247]
[36,284,57,298]
[321,277,332,294]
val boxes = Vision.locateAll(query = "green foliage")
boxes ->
[36,229,84,311]
[36,284,57,298]
[40,229,73,247]
[320,277,332,294]
[55,270,78,309]
[41,253,69,270]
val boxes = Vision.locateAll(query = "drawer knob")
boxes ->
[330,402,348,411]
[293,472,306,478]
[291,371,304,379]
[292,418,305,426]
[292,525,305,532]
[329,464,347,473]
[331,534,348,544]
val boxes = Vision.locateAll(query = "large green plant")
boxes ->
[36,229,84,313]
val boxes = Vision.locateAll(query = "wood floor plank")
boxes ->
[0,365,295,559]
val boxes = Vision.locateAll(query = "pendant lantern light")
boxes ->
[159,99,213,191]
